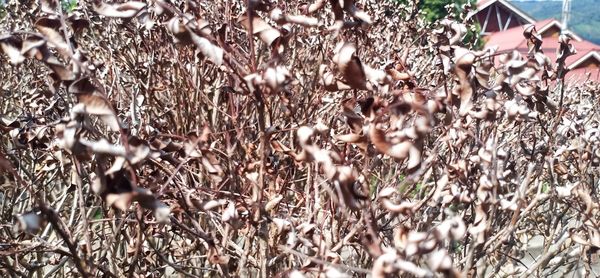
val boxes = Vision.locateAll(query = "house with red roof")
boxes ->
[469,0,535,35]
[468,0,600,82]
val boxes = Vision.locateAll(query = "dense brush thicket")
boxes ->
[1,0,599,277]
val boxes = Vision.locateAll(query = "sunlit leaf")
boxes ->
[93,1,147,18]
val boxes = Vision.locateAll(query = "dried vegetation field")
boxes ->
[0,0,599,277]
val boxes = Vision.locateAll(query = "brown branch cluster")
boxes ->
[0,0,599,277]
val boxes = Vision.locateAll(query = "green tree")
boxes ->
[420,0,473,22]
[392,0,483,48]
[61,0,77,13]
[392,0,475,22]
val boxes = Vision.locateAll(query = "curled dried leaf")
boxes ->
[239,16,281,46]
[333,42,367,90]
[369,125,421,169]
[188,30,224,66]
[68,12,90,32]
[263,65,291,91]
[0,35,25,65]
[453,47,476,116]
[69,78,121,131]
[427,249,453,272]
[271,8,319,27]
[222,202,238,222]
[371,252,397,278]
[167,17,193,44]
[165,16,224,65]
[387,67,411,81]
[320,64,351,91]
[20,35,46,58]
[35,17,71,56]
[265,194,284,211]
[93,1,147,18]
[40,0,59,14]
[105,192,134,211]
[300,0,327,14]
[153,202,171,223]
[523,24,542,55]
[336,133,366,144]
[208,247,230,265]
[79,138,126,157]
[335,0,372,24]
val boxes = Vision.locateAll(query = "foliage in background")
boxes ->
[394,0,482,48]
[394,0,475,22]
[420,0,473,22]
[60,0,77,13]
[0,0,6,19]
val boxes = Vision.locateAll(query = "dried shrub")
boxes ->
[0,0,599,277]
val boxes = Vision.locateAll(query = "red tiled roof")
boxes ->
[531,18,557,33]
[566,67,600,84]
[476,0,600,82]
[485,21,600,81]
[485,22,531,50]
[539,39,600,66]
[485,19,556,49]
[487,28,600,67]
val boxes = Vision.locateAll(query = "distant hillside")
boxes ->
[510,0,600,45]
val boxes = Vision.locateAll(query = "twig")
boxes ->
[279,245,371,274]
[519,228,571,278]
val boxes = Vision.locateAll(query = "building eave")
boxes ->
[537,19,583,41]
[568,51,600,70]
[469,0,536,24]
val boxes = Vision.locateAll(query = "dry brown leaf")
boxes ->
[301,0,327,14]
[68,12,91,32]
[449,22,467,45]
[387,67,411,81]
[427,249,453,272]
[93,1,147,18]
[523,24,542,55]
[35,17,71,56]
[369,125,421,169]
[453,47,476,116]
[0,35,25,65]
[341,0,372,24]
[320,64,352,91]
[263,65,291,91]
[40,0,59,14]
[198,199,227,211]
[270,8,319,27]
[20,35,46,58]
[69,78,121,131]
[222,202,238,222]
[208,247,230,265]
[333,42,367,90]
[46,56,76,81]
[188,31,224,66]
[17,34,76,80]
[79,138,125,157]
[239,16,281,47]
[166,17,224,65]
[167,17,193,44]
[265,194,283,211]
[515,83,536,96]
[336,133,366,144]
[105,192,134,211]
